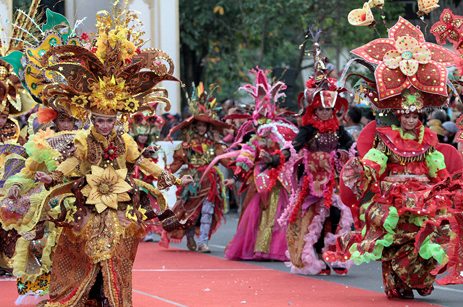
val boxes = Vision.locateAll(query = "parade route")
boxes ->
[1,238,457,307]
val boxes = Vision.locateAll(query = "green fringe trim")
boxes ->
[236,162,250,172]
[349,206,398,264]
[349,233,394,265]
[419,235,447,264]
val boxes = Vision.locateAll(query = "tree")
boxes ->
[179,0,409,110]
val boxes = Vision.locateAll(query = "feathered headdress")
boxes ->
[298,26,349,126]
[167,82,232,139]
[224,67,297,149]
[0,0,40,116]
[187,82,220,118]
[239,68,287,126]
[2,8,86,121]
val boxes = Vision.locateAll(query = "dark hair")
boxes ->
[430,110,449,123]
[347,106,362,124]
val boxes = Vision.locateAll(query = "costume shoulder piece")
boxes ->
[376,124,438,159]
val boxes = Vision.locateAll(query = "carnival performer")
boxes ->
[8,5,194,306]
[129,112,164,153]
[220,68,298,261]
[160,83,233,253]
[0,7,97,303]
[324,17,463,299]
[0,1,39,277]
[1,106,79,305]
[263,36,354,275]
[129,112,165,241]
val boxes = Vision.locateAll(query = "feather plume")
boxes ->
[8,0,41,52]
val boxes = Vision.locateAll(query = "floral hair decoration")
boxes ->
[351,17,457,112]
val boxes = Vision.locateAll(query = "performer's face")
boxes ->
[314,107,333,121]
[137,134,148,144]
[55,116,76,131]
[400,113,420,131]
[93,116,116,136]
[0,114,7,129]
[196,121,208,136]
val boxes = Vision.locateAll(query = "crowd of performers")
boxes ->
[1,1,463,306]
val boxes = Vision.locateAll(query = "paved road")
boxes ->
[163,212,463,307]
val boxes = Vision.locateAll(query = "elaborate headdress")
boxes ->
[225,68,297,148]
[0,1,40,117]
[347,17,457,115]
[5,4,177,121]
[298,27,349,127]
[2,8,86,123]
[167,82,232,139]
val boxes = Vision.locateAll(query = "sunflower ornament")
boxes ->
[82,165,132,213]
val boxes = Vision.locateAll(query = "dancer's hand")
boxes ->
[259,150,273,164]
[180,175,194,185]
[8,186,20,199]
[35,171,52,184]
[223,178,235,187]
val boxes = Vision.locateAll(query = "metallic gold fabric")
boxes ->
[286,205,315,268]
[254,184,281,254]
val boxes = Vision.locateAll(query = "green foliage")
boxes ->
[179,0,407,107]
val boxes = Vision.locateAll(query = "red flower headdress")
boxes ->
[351,17,457,112]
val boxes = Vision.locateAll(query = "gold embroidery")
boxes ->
[254,183,281,254]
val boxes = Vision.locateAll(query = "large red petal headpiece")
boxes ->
[352,17,458,109]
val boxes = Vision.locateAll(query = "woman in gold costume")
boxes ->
[10,5,193,307]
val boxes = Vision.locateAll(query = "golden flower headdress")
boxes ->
[39,3,177,120]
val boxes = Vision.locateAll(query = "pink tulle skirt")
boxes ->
[225,185,290,261]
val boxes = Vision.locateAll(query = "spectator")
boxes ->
[442,121,458,147]
[430,109,449,123]
[344,106,363,140]
[219,99,237,119]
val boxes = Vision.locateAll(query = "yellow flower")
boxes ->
[121,40,136,60]
[90,76,126,111]
[82,165,132,213]
[124,97,139,112]
[95,32,108,61]
[71,95,88,106]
